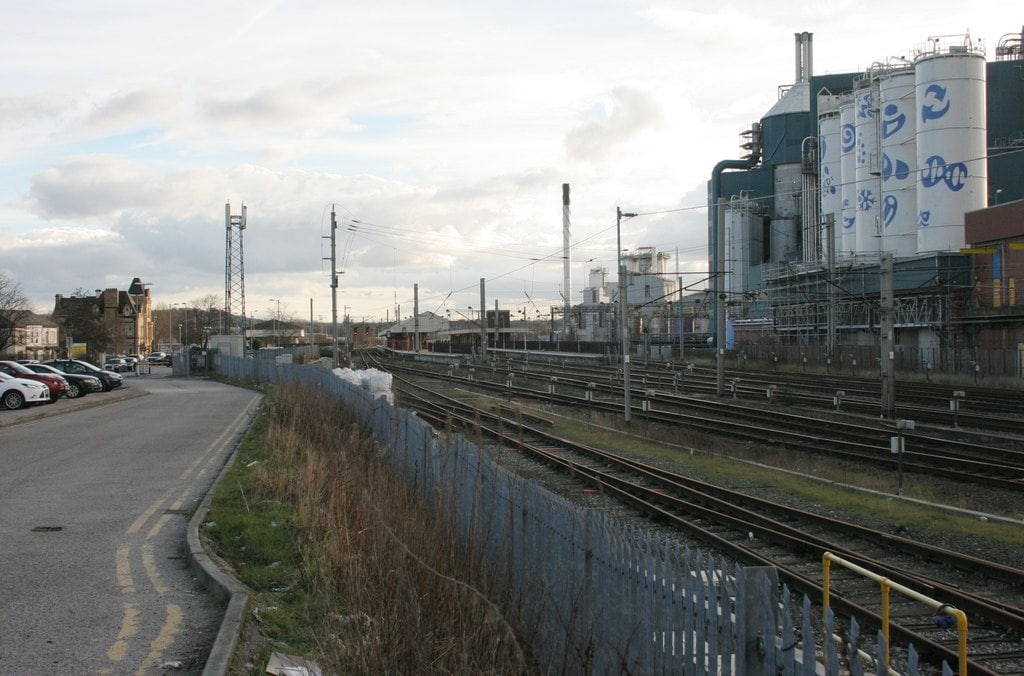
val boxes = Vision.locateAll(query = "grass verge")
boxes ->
[549,408,1024,550]
[202,382,531,675]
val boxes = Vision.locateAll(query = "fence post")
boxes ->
[581,508,595,668]
[736,566,779,676]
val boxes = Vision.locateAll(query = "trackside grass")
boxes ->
[202,382,531,675]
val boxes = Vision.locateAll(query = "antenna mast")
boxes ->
[225,202,248,345]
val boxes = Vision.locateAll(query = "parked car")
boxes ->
[0,360,67,403]
[23,362,104,398]
[44,359,124,392]
[0,371,50,409]
[104,357,131,372]
[145,351,172,366]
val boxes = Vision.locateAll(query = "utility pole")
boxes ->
[479,278,488,362]
[413,283,420,353]
[676,246,684,361]
[617,207,637,422]
[326,207,340,367]
[562,183,572,338]
[880,253,896,418]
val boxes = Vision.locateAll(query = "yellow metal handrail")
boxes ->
[822,552,968,674]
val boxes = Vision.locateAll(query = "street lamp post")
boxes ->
[617,207,637,423]
[167,303,178,350]
[269,298,280,346]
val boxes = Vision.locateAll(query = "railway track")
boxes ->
[363,351,1024,491]
[507,355,1024,434]
[381,368,1024,674]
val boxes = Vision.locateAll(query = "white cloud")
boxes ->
[565,86,665,162]
[0,1,1015,318]
[28,156,165,219]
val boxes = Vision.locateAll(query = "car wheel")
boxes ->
[46,395,59,405]
[66,382,84,398]
[2,390,25,410]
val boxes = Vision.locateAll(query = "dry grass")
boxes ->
[209,383,532,674]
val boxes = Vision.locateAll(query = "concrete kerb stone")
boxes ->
[187,395,263,676]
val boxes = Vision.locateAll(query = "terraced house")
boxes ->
[0,313,60,360]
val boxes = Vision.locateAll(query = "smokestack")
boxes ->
[562,183,571,337]
[795,32,813,83]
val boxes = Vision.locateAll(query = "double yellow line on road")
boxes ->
[101,402,256,674]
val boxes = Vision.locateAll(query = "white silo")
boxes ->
[724,205,747,300]
[839,98,857,255]
[818,102,842,262]
[878,66,918,257]
[854,79,881,254]
[914,40,987,253]
[725,196,760,299]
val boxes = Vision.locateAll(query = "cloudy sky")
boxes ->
[0,2,1014,325]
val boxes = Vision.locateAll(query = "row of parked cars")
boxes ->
[0,352,159,410]
[102,351,171,372]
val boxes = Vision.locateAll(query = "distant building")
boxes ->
[249,319,305,347]
[0,312,60,360]
[577,250,681,344]
[383,312,447,351]
[52,278,154,356]
[708,29,1024,372]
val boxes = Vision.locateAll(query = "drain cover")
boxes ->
[31,526,63,532]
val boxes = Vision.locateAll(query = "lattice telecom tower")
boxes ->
[224,202,247,339]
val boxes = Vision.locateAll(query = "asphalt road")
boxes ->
[0,369,261,674]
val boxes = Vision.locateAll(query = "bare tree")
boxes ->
[53,289,115,359]
[189,294,222,347]
[0,273,32,353]
[277,304,308,345]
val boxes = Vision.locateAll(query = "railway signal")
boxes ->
[892,419,915,496]
[951,390,966,428]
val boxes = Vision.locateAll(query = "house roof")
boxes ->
[19,312,58,328]
[252,319,303,330]
[384,311,448,334]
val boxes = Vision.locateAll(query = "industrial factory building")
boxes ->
[712,27,1024,376]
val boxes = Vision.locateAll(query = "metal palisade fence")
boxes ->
[214,355,944,675]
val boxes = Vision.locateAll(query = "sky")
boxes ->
[0,2,1016,326]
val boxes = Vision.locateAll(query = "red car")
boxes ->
[0,360,67,404]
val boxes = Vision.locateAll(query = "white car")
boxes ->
[0,371,51,409]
